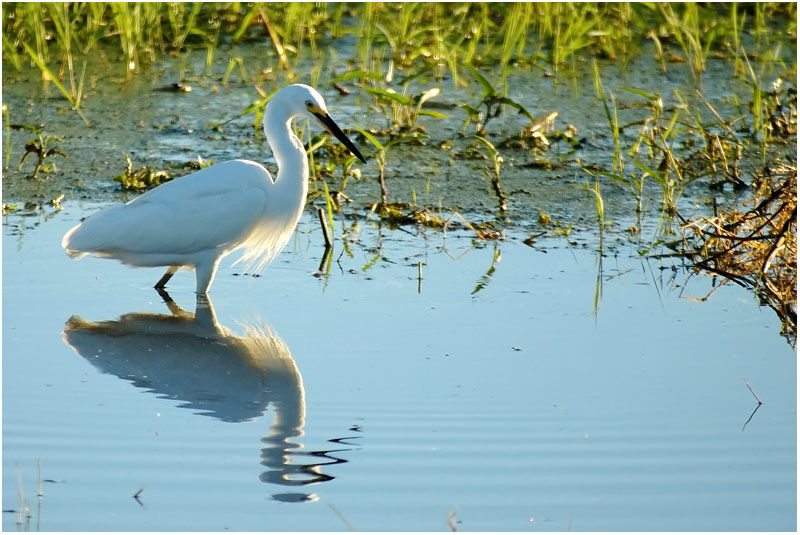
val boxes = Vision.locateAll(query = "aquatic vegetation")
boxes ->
[657,3,708,80]
[752,76,797,142]
[112,154,215,191]
[586,67,795,224]
[674,161,797,345]
[10,123,67,179]
[473,135,507,213]
[320,180,335,244]
[354,123,423,206]
[497,111,559,150]
[471,245,501,295]
[461,65,535,135]
[4,3,795,81]
[182,155,215,171]
[361,84,447,137]
[114,155,172,191]
[370,201,447,230]
[584,180,606,236]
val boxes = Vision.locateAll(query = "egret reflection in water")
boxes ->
[61,292,360,502]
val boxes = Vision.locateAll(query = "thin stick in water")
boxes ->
[133,488,144,507]
[317,207,333,248]
[742,402,762,431]
[37,458,42,498]
[16,463,24,525]
[328,503,355,531]
[743,379,763,404]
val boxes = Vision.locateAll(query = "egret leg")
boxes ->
[154,287,186,316]
[193,294,218,328]
[195,257,221,296]
[155,266,179,289]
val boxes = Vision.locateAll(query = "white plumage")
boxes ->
[63,84,365,295]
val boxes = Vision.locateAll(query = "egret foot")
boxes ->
[155,266,179,289]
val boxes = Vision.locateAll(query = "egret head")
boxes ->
[282,84,367,164]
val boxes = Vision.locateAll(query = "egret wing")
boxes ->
[109,186,267,255]
[65,161,271,257]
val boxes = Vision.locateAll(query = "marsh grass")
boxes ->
[5,3,792,196]
[474,135,507,213]
[3,3,796,311]
[8,3,793,95]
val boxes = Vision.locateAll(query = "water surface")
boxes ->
[2,203,795,531]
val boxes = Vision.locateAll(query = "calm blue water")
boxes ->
[2,202,796,531]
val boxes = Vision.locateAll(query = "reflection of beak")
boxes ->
[313,111,367,164]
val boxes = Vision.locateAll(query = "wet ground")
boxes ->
[2,40,776,220]
[2,39,797,531]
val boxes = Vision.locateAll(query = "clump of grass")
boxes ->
[752,75,797,142]
[591,59,623,174]
[10,123,66,179]
[657,3,707,80]
[497,111,559,150]
[461,65,536,135]
[474,135,507,213]
[360,84,448,137]
[369,201,450,230]
[114,155,172,191]
[588,64,710,222]
[674,161,797,345]
[113,154,217,191]
[354,123,423,206]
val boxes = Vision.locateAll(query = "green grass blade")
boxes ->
[22,42,90,126]
[362,87,413,105]
[620,87,657,100]
[466,64,495,96]
[417,110,449,119]
[473,134,498,158]
[231,3,261,42]
[384,135,424,150]
[353,123,384,150]
[332,70,384,83]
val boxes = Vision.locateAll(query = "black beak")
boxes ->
[313,111,367,164]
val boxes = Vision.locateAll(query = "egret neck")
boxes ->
[264,103,310,221]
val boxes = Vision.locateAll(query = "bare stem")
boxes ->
[744,379,763,404]
[317,208,333,248]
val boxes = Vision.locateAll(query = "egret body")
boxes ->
[62,84,365,295]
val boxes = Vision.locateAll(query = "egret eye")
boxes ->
[305,101,314,110]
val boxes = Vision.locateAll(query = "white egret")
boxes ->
[62,84,366,295]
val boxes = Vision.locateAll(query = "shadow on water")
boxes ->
[60,291,360,503]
